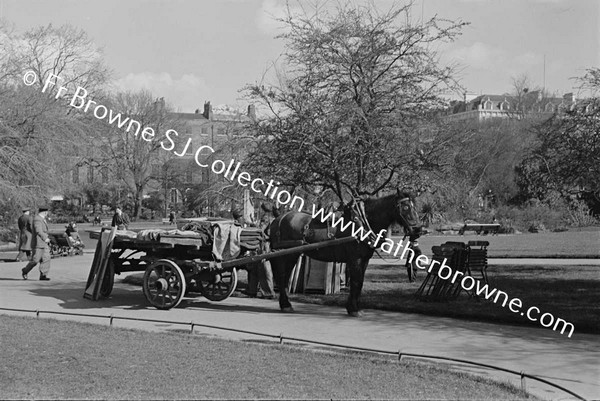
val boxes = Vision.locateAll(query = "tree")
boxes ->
[96,92,180,219]
[516,68,600,206]
[0,22,109,220]
[244,2,466,204]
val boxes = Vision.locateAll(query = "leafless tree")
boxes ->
[0,23,109,219]
[244,1,467,204]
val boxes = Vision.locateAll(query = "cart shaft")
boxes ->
[220,236,357,269]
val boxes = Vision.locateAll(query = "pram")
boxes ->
[49,223,85,257]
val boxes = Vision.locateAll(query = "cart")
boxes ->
[85,226,356,310]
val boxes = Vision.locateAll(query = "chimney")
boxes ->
[195,108,200,114]
[203,101,213,120]
[154,97,166,111]
[247,104,256,120]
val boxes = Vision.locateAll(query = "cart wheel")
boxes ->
[143,259,187,310]
[99,258,115,298]
[199,268,237,301]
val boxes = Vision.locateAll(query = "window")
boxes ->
[72,166,80,184]
[186,169,193,183]
[217,127,226,136]
[87,166,94,184]
[201,127,208,135]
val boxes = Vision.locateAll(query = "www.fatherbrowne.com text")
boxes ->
[30,71,575,338]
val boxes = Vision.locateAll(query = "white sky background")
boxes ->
[1,0,598,111]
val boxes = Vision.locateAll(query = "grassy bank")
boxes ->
[390,229,600,258]
[286,263,600,335]
[0,315,529,400]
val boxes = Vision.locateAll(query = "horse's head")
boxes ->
[394,189,422,239]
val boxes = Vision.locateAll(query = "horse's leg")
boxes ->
[270,255,295,312]
[345,257,369,317]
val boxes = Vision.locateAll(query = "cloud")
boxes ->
[447,42,505,70]
[112,72,211,112]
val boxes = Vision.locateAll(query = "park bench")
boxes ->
[458,223,500,235]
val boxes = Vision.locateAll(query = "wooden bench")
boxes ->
[459,223,500,235]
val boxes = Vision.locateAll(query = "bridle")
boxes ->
[396,197,414,229]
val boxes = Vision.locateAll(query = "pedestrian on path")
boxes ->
[16,207,33,262]
[21,205,51,281]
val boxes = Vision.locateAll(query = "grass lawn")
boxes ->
[0,315,530,400]
[284,263,600,336]
[389,229,600,258]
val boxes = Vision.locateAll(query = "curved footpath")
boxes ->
[0,253,598,401]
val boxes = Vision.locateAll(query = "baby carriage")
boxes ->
[50,222,85,257]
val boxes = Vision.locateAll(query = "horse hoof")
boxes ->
[281,306,295,313]
[347,310,363,318]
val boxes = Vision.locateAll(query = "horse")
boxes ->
[268,189,422,316]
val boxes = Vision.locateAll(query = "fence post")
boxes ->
[279,333,284,344]
[520,371,527,393]
[109,314,114,326]
[190,322,194,334]
[35,310,40,318]
[398,350,403,361]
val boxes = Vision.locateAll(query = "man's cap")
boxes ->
[38,205,49,212]
[21,207,30,212]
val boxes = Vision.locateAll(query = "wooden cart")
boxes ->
[85,228,355,310]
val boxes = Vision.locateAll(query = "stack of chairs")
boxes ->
[466,241,489,285]
[415,242,469,301]
[415,241,490,301]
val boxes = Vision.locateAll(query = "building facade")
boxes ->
[442,91,578,123]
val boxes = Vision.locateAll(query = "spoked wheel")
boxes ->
[199,268,237,301]
[142,259,187,310]
[99,258,115,298]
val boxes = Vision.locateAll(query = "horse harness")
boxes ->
[270,200,377,250]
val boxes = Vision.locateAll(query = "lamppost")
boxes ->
[208,124,214,216]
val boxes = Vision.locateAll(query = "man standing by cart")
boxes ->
[21,205,51,281]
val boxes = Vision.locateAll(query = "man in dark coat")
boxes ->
[21,205,51,280]
[111,205,130,230]
[16,208,33,262]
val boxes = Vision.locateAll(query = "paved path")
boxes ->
[0,253,598,400]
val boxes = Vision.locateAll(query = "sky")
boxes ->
[1,0,598,111]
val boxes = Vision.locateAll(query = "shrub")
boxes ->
[495,201,568,232]
[568,200,599,227]
[0,227,18,243]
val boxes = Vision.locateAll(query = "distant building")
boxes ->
[442,91,578,123]
[149,100,257,214]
